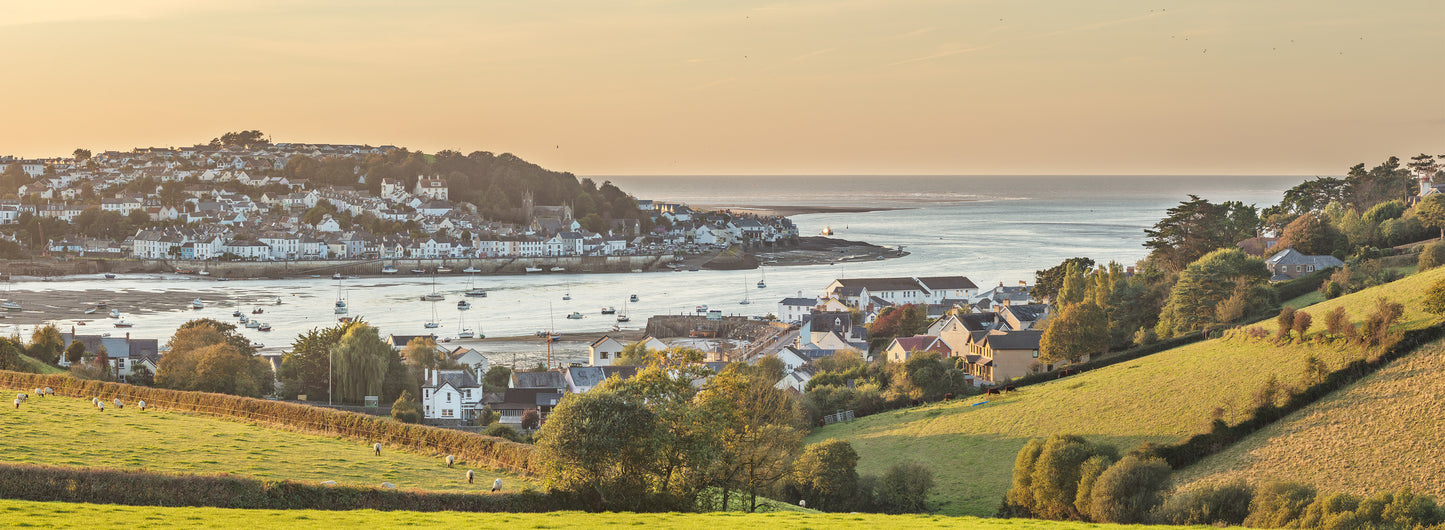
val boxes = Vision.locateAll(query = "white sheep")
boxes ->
[491,478,503,492]
[113,398,123,409]
[373,443,382,456]
[92,397,99,406]
[97,401,105,412]
[138,401,147,411]
[44,387,53,395]
[320,480,336,486]
[466,470,474,484]
[380,482,396,489]
[12,398,18,409]
[446,454,455,468]
[799,499,807,508]
[15,393,26,403]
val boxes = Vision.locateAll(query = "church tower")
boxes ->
[521,190,535,223]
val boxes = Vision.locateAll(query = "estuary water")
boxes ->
[4,175,1305,365]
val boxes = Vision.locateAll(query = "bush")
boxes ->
[484,424,523,443]
[1276,307,1297,340]
[1155,480,1253,526]
[1082,455,1171,523]
[874,462,934,514]
[390,390,421,424]
[789,439,861,512]
[1244,482,1318,529]
[1004,434,1118,519]
[1323,306,1352,336]
[1291,310,1313,340]
[520,409,540,430]
[1424,278,1445,315]
[1419,242,1445,271]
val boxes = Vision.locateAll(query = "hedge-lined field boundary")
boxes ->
[0,463,568,512]
[0,372,536,475]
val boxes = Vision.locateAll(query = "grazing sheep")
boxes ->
[92,397,99,406]
[320,481,336,486]
[446,454,455,468]
[138,401,146,411]
[799,499,807,508]
[466,470,474,484]
[380,482,396,489]
[113,398,123,409]
[16,393,25,403]
[373,443,382,456]
[12,398,18,409]
[97,401,105,412]
[491,478,503,492]
[44,387,53,395]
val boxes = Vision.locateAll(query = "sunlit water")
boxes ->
[6,175,1306,365]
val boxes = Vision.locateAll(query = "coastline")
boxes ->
[694,204,907,217]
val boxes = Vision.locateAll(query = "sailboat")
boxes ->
[424,302,440,329]
[739,276,751,305]
[616,300,630,323]
[562,281,571,301]
[464,276,486,297]
[756,267,767,289]
[457,311,475,339]
[334,279,348,315]
[420,273,444,301]
[457,299,471,310]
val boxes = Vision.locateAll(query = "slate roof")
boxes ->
[1265,248,1344,269]
[1002,304,1051,324]
[982,330,1044,351]
[512,370,567,390]
[423,370,480,390]
[916,276,979,291]
[780,297,816,307]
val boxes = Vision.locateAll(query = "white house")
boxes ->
[588,336,625,367]
[414,175,449,201]
[420,368,483,422]
[448,347,490,378]
[778,297,817,324]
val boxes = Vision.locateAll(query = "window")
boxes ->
[1307,265,1314,272]
[501,409,522,417]
[1032,350,1039,358]
[464,390,471,400]
[442,409,453,417]
[600,351,609,359]
[445,393,451,402]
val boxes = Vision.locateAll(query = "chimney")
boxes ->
[1019,280,1026,287]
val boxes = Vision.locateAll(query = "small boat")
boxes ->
[611,325,621,332]
[457,300,471,310]
[436,266,453,273]
[525,266,543,273]
[550,266,566,272]
[465,287,487,297]
[257,323,272,332]
[462,267,480,273]
[421,293,444,302]
[631,269,643,273]
[695,305,708,313]
[239,315,249,324]
[381,265,398,274]
[457,313,474,338]
[562,293,571,301]
[113,320,134,328]
[338,316,353,323]
[232,310,242,317]
[191,298,204,309]
[629,294,639,303]
[547,333,560,342]
[96,301,108,309]
[275,297,283,305]
[820,226,833,236]
[757,268,767,289]
[76,321,84,325]
[251,342,265,349]
[334,299,347,315]
[332,273,343,280]
[216,278,229,282]
[616,314,630,323]
[175,268,194,274]
[252,307,264,314]
[103,273,117,279]
[199,270,211,276]
[84,308,97,315]
[600,307,616,314]
[108,309,120,318]
[246,320,261,329]
[566,312,584,320]
[411,269,427,274]
[424,321,440,329]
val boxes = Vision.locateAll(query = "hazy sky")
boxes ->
[1,0,1441,175]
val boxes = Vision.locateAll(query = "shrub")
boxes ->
[520,409,540,430]
[874,462,934,514]
[476,405,497,427]
[1131,326,1156,347]
[1082,456,1171,523]
[390,390,421,424]
[1244,481,1318,528]
[1424,278,1445,315]
[1360,297,1405,348]
[1005,434,1118,519]
[484,424,523,443]
[1323,306,1352,336]
[1419,242,1445,271]
[789,439,861,512]
[1276,307,1297,340]
[1155,480,1254,526]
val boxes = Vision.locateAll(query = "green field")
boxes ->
[0,393,533,493]
[18,353,65,374]
[1174,337,1445,498]
[809,266,1445,516]
[0,499,1204,529]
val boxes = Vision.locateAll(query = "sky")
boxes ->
[0,0,1441,176]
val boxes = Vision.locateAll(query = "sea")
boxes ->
[3,175,1306,366]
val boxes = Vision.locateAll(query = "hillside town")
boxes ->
[0,141,799,262]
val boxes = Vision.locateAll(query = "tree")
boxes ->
[1416,194,1445,239]
[483,365,513,393]
[1034,258,1096,302]
[1155,249,1272,338]
[64,339,86,364]
[401,337,442,370]
[521,409,541,430]
[1039,303,1109,364]
[535,390,662,510]
[598,365,717,501]
[698,365,803,512]
[72,148,91,161]
[277,319,363,401]
[875,462,935,514]
[1145,196,1260,272]
[329,324,391,403]
[1056,261,1088,307]
[1277,212,1347,256]
[28,324,64,365]
[1084,456,1172,523]
[790,439,860,511]
[156,323,273,398]
[0,339,24,372]
[1004,434,1119,519]
[391,389,422,423]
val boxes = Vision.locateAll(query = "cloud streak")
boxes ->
[888,44,994,66]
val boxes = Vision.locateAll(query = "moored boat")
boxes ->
[113,320,134,328]
[436,266,453,273]
[457,300,471,310]
[191,298,204,309]
[566,312,583,320]
[601,307,616,314]
[381,265,398,274]
[525,266,543,273]
[462,267,480,273]
[257,323,272,332]
[103,273,116,279]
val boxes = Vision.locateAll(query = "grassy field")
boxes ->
[1174,337,1445,498]
[0,499,1206,529]
[1282,290,1324,309]
[18,353,65,374]
[0,393,534,493]
[808,265,1445,516]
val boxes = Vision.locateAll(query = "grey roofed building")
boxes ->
[422,369,480,391]
[1264,248,1344,281]
[386,334,437,348]
[982,329,1044,351]
[916,276,980,291]
[511,370,567,391]
[780,297,817,307]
